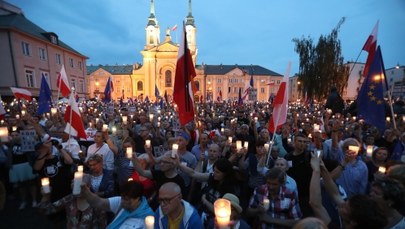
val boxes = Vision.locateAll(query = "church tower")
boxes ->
[185,0,197,55]
[145,0,160,49]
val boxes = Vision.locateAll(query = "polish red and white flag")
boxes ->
[10,87,32,101]
[64,92,86,139]
[57,64,71,97]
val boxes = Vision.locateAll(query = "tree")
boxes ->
[292,17,349,101]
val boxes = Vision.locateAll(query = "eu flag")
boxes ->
[37,75,53,115]
[356,46,386,133]
[103,76,114,103]
[155,84,160,97]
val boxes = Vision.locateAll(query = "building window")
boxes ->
[228,87,231,93]
[71,78,76,89]
[25,69,35,88]
[217,79,222,83]
[50,35,58,44]
[56,54,62,65]
[233,87,238,93]
[277,80,280,84]
[39,48,47,60]
[165,70,172,87]
[260,88,265,93]
[217,87,221,93]
[137,81,143,91]
[79,80,85,93]
[22,42,31,56]
[78,61,82,70]
[40,72,50,87]
[69,58,74,68]
[194,81,200,91]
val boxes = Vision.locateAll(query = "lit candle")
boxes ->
[378,166,386,173]
[157,121,160,127]
[41,178,51,194]
[264,143,269,151]
[128,177,133,181]
[15,114,20,119]
[149,114,154,122]
[214,198,231,228]
[386,117,391,122]
[243,141,249,149]
[327,109,332,114]
[254,117,258,123]
[21,110,26,116]
[348,146,360,154]
[402,116,405,122]
[112,126,117,135]
[145,140,151,148]
[221,128,224,133]
[51,107,57,115]
[227,137,232,144]
[77,165,84,173]
[263,198,270,211]
[72,172,83,195]
[126,147,133,159]
[236,140,242,152]
[171,144,178,158]
[102,124,108,132]
[96,118,99,123]
[145,215,154,229]
[366,145,373,157]
[0,127,9,142]
[12,126,17,132]
[122,116,128,125]
[313,124,320,132]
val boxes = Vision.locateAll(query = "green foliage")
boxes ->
[292,17,349,101]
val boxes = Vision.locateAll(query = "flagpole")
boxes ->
[348,49,364,78]
[56,66,62,106]
[68,87,74,139]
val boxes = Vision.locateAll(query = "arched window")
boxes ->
[165,70,172,87]
[137,81,143,91]
[194,81,200,91]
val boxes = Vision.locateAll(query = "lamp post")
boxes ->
[297,81,301,101]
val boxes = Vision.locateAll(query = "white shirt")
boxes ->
[86,143,114,171]
[62,138,81,160]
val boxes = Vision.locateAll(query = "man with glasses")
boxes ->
[154,182,203,229]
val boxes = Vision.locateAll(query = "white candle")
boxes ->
[157,121,161,127]
[243,141,249,149]
[72,172,83,195]
[145,140,151,148]
[316,150,321,158]
[313,124,320,132]
[12,126,17,132]
[96,118,99,123]
[0,127,9,142]
[15,114,20,119]
[122,116,128,125]
[263,198,270,211]
[41,177,51,194]
[21,110,26,116]
[77,165,84,173]
[221,128,224,133]
[378,166,386,173]
[254,117,258,122]
[228,137,232,144]
[264,143,270,151]
[145,215,154,229]
[126,147,133,159]
[236,140,242,152]
[214,198,231,228]
[348,146,360,154]
[51,107,57,115]
[102,124,108,132]
[366,145,373,157]
[171,144,178,158]
[149,114,154,122]
[386,117,391,122]
[112,126,117,135]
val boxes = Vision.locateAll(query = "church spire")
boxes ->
[185,0,194,26]
[147,0,157,26]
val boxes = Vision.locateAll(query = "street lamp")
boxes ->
[94,80,100,98]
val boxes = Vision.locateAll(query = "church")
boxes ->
[86,0,283,103]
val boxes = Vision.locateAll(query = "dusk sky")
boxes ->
[7,0,405,75]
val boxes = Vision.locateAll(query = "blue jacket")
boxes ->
[154,200,203,229]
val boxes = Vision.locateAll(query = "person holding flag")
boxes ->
[103,76,114,103]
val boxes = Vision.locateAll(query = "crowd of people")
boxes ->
[0,96,404,229]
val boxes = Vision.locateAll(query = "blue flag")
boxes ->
[249,73,254,87]
[37,75,52,115]
[103,76,114,103]
[356,46,386,133]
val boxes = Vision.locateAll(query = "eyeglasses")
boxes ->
[158,193,180,205]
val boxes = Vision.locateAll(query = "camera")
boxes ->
[51,139,63,150]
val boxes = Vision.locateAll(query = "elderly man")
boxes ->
[154,182,203,229]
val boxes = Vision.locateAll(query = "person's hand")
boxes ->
[310,151,321,172]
